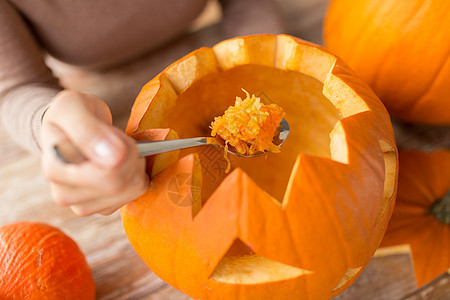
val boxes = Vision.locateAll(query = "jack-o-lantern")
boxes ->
[121,34,398,299]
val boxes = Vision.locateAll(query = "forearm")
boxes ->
[1,83,61,153]
[0,1,62,153]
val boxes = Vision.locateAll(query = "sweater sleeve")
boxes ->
[0,1,62,154]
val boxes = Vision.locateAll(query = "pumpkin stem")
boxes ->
[428,191,450,224]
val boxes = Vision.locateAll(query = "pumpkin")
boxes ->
[0,222,95,300]
[121,34,398,299]
[323,0,450,125]
[378,150,450,287]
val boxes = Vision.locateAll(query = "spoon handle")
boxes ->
[137,137,209,156]
[54,137,214,164]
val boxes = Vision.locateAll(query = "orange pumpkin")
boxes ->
[121,34,398,299]
[379,150,450,287]
[0,222,95,300]
[324,0,450,125]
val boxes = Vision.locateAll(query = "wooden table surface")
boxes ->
[1,0,449,299]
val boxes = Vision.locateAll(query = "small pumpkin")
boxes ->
[379,150,450,287]
[122,34,398,299]
[323,0,450,124]
[0,222,95,300]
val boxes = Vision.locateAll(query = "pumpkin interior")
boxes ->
[210,240,309,284]
[168,64,342,203]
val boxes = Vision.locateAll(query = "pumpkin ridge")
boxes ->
[371,0,426,95]
[2,227,62,289]
[10,230,87,296]
[0,222,95,299]
[409,219,444,286]
[326,0,385,72]
[408,56,450,115]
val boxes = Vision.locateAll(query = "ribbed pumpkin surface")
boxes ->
[0,222,95,300]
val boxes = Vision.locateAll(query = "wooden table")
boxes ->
[1,0,449,299]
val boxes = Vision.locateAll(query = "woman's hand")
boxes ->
[40,90,148,216]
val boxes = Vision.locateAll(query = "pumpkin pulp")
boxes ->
[429,191,450,224]
[210,89,285,156]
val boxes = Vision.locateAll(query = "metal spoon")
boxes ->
[54,118,290,164]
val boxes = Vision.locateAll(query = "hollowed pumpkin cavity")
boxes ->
[167,64,342,201]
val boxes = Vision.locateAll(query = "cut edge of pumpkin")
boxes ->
[374,140,398,226]
[330,120,349,164]
[209,238,311,284]
[374,244,412,258]
[136,74,178,132]
[131,128,181,178]
[137,34,373,164]
[332,266,363,293]
[323,73,370,118]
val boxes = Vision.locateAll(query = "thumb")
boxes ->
[43,91,128,168]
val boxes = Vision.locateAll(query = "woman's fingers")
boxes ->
[50,169,149,216]
[40,91,149,216]
[43,90,127,168]
[69,177,149,217]
[46,155,148,204]
[42,139,148,215]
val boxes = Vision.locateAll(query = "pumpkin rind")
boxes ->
[379,150,450,287]
[0,222,95,300]
[324,0,450,124]
[122,34,398,299]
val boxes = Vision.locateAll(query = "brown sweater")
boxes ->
[0,0,208,153]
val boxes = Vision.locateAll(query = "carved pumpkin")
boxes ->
[379,150,450,287]
[121,34,398,299]
[324,0,450,124]
[0,222,95,299]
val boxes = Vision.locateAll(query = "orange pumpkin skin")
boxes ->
[0,222,95,300]
[380,150,450,287]
[122,34,398,299]
[324,0,450,125]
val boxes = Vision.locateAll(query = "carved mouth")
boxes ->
[209,239,309,284]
